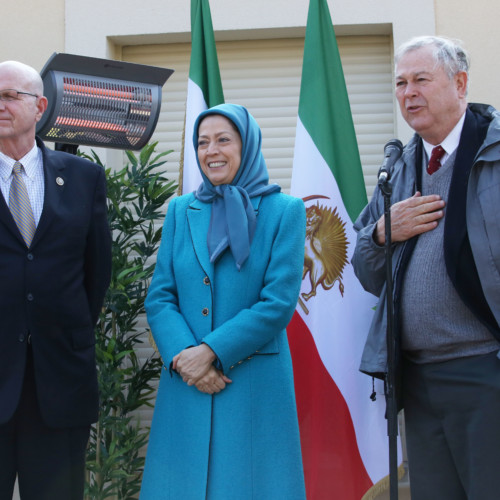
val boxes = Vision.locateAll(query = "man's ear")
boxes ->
[35,96,48,123]
[455,71,468,99]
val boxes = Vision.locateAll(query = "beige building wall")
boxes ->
[0,0,65,71]
[0,0,497,129]
[435,0,499,109]
[0,0,433,163]
[1,0,497,150]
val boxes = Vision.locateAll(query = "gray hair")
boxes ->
[395,36,470,90]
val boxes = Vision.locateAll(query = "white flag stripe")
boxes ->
[182,78,207,194]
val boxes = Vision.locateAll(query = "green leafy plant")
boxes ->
[82,143,177,500]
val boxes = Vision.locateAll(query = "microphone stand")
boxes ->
[378,173,399,500]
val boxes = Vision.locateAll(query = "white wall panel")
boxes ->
[124,35,394,197]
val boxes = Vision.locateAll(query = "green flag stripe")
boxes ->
[190,0,224,107]
[299,0,367,221]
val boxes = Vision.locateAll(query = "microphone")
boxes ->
[378,139,403,184]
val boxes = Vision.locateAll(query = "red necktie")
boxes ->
[427,145,446,175]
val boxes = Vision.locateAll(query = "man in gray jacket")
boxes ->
[353,36,500,499]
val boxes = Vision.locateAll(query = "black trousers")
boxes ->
[403,350,500,500]
[0,348,90,500]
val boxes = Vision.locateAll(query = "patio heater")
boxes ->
[36,53,174,153]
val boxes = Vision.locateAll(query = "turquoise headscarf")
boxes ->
[193,103,281,270]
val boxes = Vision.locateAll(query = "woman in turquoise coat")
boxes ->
[140,104,306,499]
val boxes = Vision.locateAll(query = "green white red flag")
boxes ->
[288,0,400,498]
[181,0,224,194]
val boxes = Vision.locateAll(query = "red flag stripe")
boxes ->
[288,312,373,499]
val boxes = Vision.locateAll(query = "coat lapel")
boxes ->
[0,180,25,245]
[186,198,214,284]
[444,108,489,279]
[30,140,66,248]
[0,139,66,248]
[185,195,263,281]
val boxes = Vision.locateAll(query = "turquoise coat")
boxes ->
[140,191,306,500]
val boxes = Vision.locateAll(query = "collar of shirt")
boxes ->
[422,111,466,165]
[0,142,41,182]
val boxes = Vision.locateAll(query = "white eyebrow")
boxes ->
[395,70,432,80]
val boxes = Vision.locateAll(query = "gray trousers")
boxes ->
[402,350,500,500]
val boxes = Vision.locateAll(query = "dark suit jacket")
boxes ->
[0,138,111,428]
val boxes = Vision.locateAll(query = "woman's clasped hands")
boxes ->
[172,344,232,394]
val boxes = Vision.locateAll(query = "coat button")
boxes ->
[27,293,34,301]
[202,308,209,316]
[27,253,34,261]
[203,276,210,285]
[18,334,25,342]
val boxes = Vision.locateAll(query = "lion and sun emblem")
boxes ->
[298,195,349,315]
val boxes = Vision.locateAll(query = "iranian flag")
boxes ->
[288,0,400,498]
[181,0,224,194]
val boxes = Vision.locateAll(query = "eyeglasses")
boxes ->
[0,89,39,102]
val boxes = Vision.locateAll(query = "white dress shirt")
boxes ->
[0,143,45,226]
[422,111,466,166]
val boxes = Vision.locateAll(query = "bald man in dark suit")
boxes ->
[0,60,111,500]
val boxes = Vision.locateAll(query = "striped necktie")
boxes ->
[9,161,36,246]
